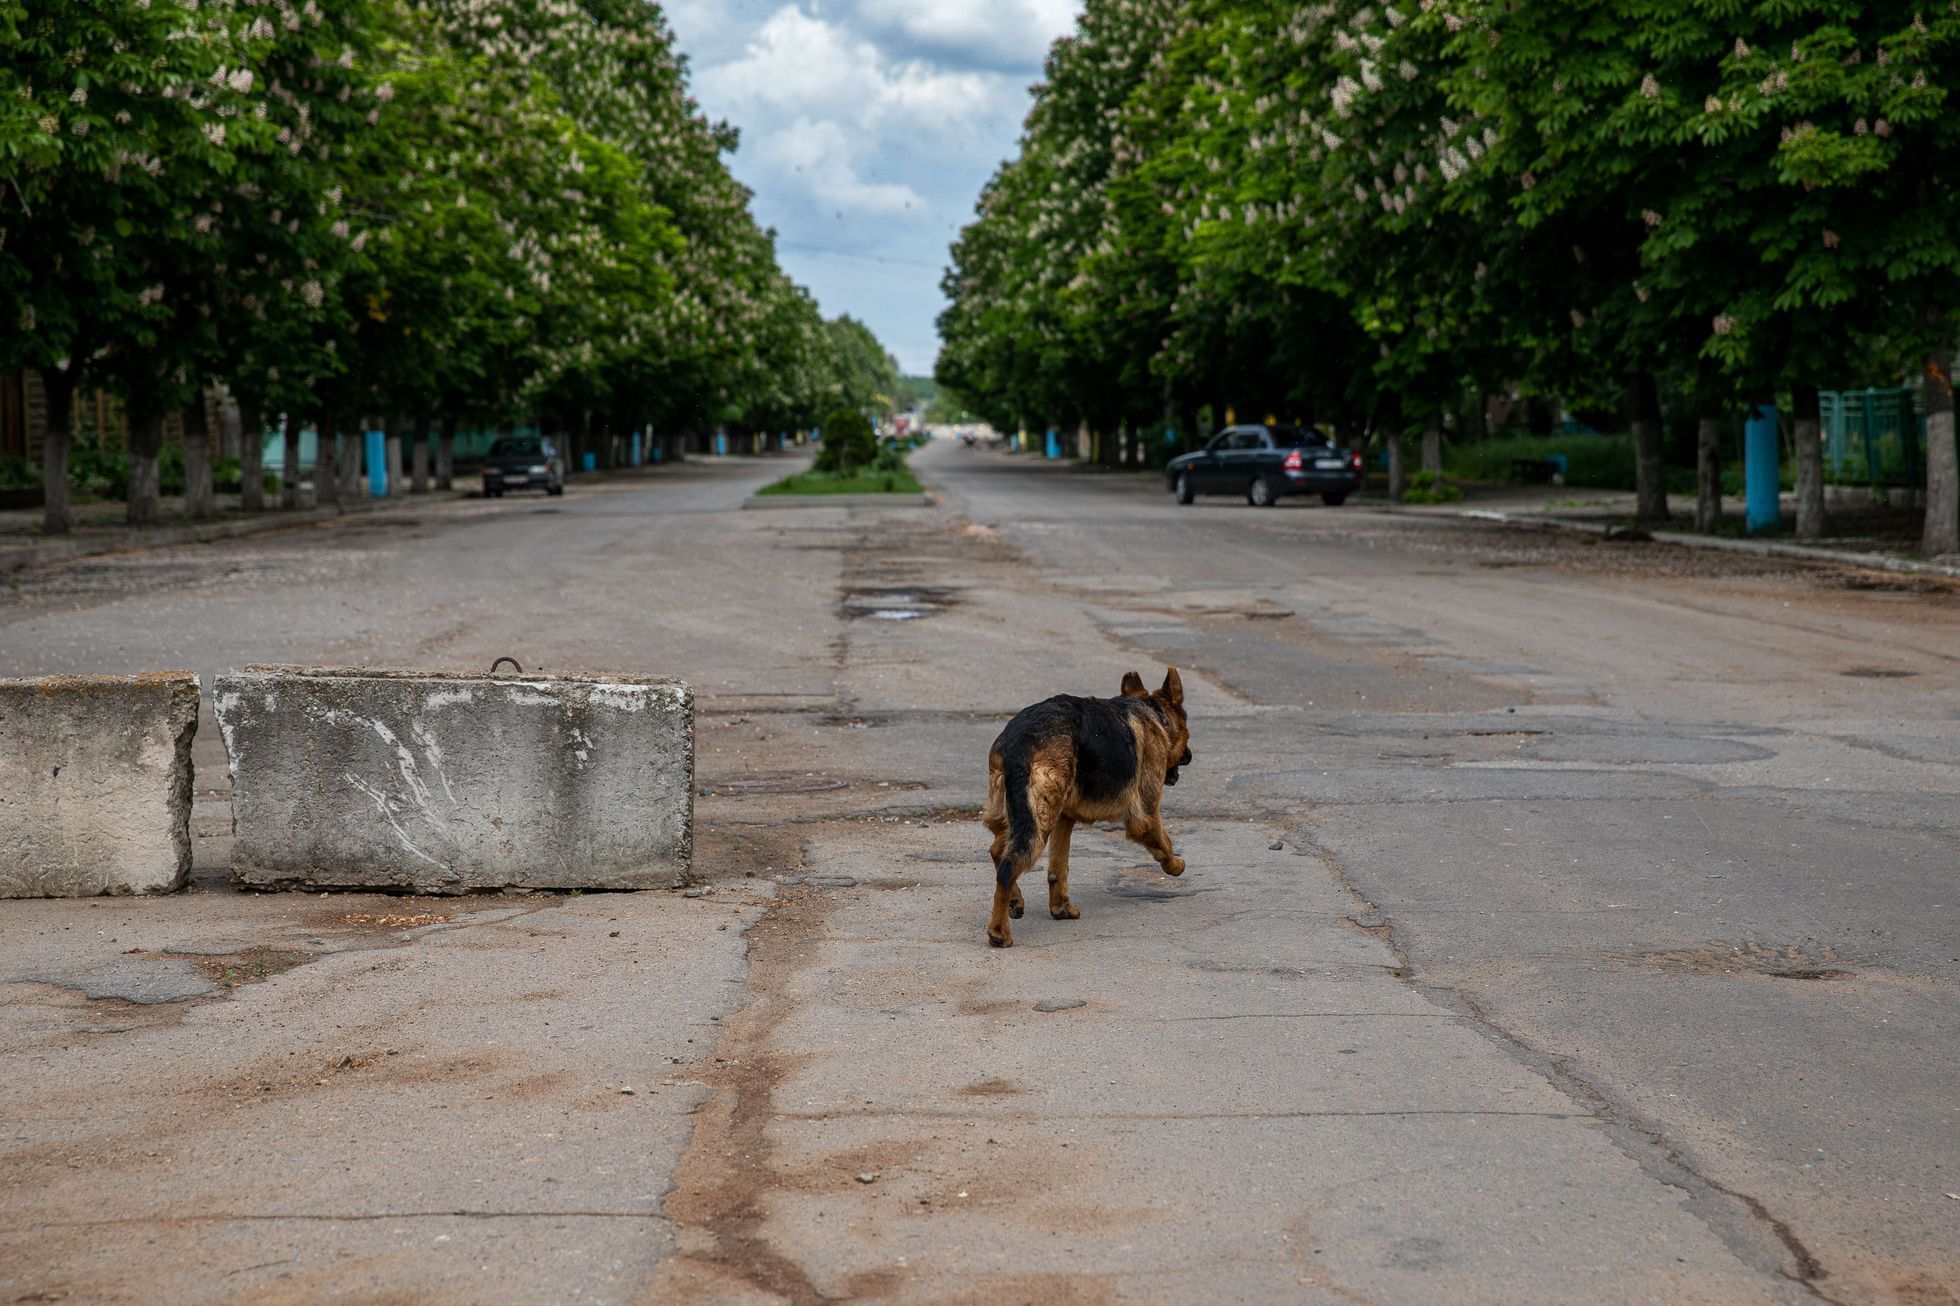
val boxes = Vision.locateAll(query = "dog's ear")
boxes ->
[1119,670,1148,697]
[1159,667,1184,706]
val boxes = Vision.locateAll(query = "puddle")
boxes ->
[841,586,959,621]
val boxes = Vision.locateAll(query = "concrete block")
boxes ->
[214,667,693,892]
[0,672,199,897]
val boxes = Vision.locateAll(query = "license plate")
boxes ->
[505,475,529,483]
[1315,458,1344,469]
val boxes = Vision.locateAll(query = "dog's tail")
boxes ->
[996,750,1037,890]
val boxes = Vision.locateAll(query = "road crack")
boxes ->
[1294,824,1847,1305]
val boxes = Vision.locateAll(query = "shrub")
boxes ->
[1443,433,1636,490]
[67,436,127,499]
[1401,469,1465,504]
[815,408,877,473]
[0,455,40,489]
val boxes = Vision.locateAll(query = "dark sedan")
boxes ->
[483,436,565,498]
[1166,424,1363,506]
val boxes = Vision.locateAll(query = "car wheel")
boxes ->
[1247,475,1276,507]
[1174,472,1194,505]
[1321,492,1348,507]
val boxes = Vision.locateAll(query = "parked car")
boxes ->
[1166,424,1363,506]
[482,436,564,497]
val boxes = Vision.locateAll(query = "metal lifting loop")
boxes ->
[489,656,524,674]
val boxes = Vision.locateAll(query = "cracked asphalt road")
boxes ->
[2,441,1956,1304]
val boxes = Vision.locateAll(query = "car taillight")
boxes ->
[1349,451,1363,470]
[1283,450,1303,472]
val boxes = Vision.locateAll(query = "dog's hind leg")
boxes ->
[1047,816,1081,920]
[989,812,1056,948]
[1125,809,1185,878]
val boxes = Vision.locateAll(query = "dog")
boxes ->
[981,668,1193,947]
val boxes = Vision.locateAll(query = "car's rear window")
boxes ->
[491,438,544,456]
[1268,426,1332,448]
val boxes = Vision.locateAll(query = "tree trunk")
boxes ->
[315,412,340,508]
[342,417,364,499]
[385,416,405,496]
[1696,411,1722,532]
[1421,409,1443,476]
[411,415,430,493]
[127,413,164,527]
[40,366,77,535]
[1791,382,1824,540]
[1386,428,1406,502]
[1630,372,1669,524]
[1924,343,1959,556]
[183,392,216,519]
[1527,395,1555,436]
[437,416,456,490]
[238,400,265,512]
[280,412,301,508]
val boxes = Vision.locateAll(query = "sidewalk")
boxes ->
[0,460,701,576]
[1385,482,1960,580]
[0,488,474,576]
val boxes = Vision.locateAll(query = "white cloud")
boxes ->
[758,117,924,216]
[852,0,1079,71]
[669,0,1086,372]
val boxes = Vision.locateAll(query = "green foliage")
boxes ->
[1445,436,1640,491]
[814,408,878,474]
[938,0,1960,535]
[0,0,896,513]
[1400,470,1465,505]
[824,318,902,417]
[757,463,924,496]
[65,436,129,500]
[0,456,41,490]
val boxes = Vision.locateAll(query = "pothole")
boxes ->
[1627,940,1854,981]
[841,586,959,621]
[698,774,850,797]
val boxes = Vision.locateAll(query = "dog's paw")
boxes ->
[988,930,1012,948]
[1050,900,1080,921]
[1163,856,1186,877]
[1008,899,1025,920]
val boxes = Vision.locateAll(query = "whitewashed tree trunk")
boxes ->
[127,413,163,527]
[1696,413,1722,532]
[238,400,265,512]
[40,366,77,535]
[183,393,216,519]
[1792,383,1824,540]
[1924,345,1959,557]
[316,412,340,508]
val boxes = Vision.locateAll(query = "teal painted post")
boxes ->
[1745,405,1779,533]
[365,430,386,497]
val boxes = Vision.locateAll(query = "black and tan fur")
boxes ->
[981,668,1193,948]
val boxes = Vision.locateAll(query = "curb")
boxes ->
[742,493,936,510]
[0,493,460,577]
[0,462,690,576]
[1446,508,1960,580]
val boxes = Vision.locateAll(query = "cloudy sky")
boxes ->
[664,1,1082,375]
